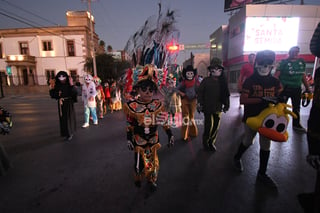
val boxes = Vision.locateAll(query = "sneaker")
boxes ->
[256,173,277,188]
[233,158,243,172]
[208,144,217,152]
[293,124,307,133]
[65,134,73,141]
[82,123,89,128]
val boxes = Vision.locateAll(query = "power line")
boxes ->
[1,0,60,26]
[0,10,90,53]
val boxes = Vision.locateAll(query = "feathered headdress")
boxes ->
[123,64,168,99]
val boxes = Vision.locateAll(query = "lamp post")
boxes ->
[87,0,97,77]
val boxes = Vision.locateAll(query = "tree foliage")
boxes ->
[84,53,131,84]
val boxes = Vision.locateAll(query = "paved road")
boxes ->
[0,93,316,213]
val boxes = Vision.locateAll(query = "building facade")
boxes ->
[210,4,320,90]
[0,11,99,91]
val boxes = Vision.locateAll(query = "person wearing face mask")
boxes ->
[123,64,174,192]
[81,74,98,128]
[233,50,282,189]
[176,65,199,142]
[274,46,310,133]
[197,58,230,152]
[49,71,78,141]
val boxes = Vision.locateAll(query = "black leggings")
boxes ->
[280,87,302,126]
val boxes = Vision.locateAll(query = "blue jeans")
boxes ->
[84,105,97,124]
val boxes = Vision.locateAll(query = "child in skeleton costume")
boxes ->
[162,73,181,127]
[93,76,105,119]
[123,64,174,191]
[81,74,98,128]
[49,71,77,141]
[233,50,282,188]
[197,59,230,152]
[176,65,199,141]
[0,106,12,176]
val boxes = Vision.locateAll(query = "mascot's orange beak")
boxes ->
[258,127,288,142]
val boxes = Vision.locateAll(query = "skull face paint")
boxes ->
[256,65,273,76]
[210,68,222,77]
[58,75,67,82]
[84,74,93,83]
[186,71,194,80]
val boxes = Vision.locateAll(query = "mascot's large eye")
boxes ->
[262,114,288,134]
[264,119,274,128]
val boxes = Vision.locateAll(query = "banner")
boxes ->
[243,17,300,52]
[224,0,279,12]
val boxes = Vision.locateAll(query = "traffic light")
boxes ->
[166,43,179,52]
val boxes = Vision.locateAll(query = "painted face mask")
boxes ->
[256,60,273,76]
[210,68,222,77]
[58,75,67,82]
[254,50,275,76]
[256,65,273,76]
[93,76,101,86]
[84,74,93,83]
[186,71,194,80]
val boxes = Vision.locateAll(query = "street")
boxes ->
[0,93,316,213]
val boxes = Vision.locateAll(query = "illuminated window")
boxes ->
[67,40,75,56]
[19,42,29,55]
[42,41,53,51]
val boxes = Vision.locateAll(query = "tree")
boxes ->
[96,40,106,55]
[107,45,113,53]
[84,53,131,84]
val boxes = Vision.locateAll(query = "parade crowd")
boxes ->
[1,24,320,213]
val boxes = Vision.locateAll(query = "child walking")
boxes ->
[123,64,174,191]
[197,58,230,152]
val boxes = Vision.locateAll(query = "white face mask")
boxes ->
[84,75,92,83]
[58,75,66,81]
[256,65,273,76]
[210,68,222,77]
[186,71,194,80]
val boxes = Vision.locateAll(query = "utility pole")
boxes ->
[86,0,97,76]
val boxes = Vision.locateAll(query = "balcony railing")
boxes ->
[5,55,36,63]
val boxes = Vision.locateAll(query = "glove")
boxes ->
[306,155,320,171]
[197,103,203,113]
[168,135,174,147]
[127,140,134,151]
